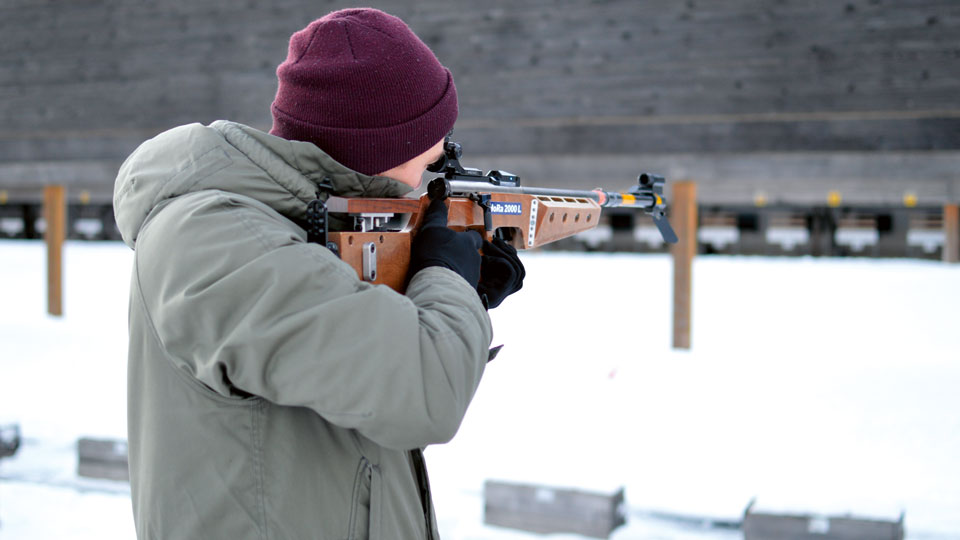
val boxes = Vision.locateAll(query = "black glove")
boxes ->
[408,198,483,288]
[477,236,525,309]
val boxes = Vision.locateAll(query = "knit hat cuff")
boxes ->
[270,70,458,177]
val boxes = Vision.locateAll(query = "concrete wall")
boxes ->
[1,0,958,204]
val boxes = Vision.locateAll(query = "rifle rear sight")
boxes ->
[427,137,520,187]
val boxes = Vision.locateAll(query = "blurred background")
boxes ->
[1,1,959,539]
[1,0,958,256]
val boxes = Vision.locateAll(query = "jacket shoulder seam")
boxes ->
[213,191,276,254]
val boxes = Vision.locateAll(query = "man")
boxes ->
[114,8,523,539]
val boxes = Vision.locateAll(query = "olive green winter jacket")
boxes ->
[113,120,493,539]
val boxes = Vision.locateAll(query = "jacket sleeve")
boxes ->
[134,190,493,450]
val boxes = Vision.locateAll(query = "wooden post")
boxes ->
[44,185,66,316]
[944,204,959,263]
[671,181,697,350]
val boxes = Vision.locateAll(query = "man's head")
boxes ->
[375,137,446,189]
[270,8,457,186]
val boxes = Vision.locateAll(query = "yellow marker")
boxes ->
[0,190,7,205]
[827,190,842,207]
[754,192,768,207]
[622,193,636,205]
[79,190,91,205]
[655,194,663,206]
[903,192,918,208]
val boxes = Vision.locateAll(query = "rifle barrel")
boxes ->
[447,181,656,209]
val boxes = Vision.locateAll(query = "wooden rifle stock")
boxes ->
[324,138,675,292]
[326,179,675,293]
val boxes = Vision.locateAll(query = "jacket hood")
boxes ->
[113,120,414,248]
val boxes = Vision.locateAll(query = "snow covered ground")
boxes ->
[1,240,958,539]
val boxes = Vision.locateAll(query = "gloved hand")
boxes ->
[408,198,483,288]
[477,236,525,309]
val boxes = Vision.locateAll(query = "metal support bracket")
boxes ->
[362,242,377,282]
[354,213,395,232]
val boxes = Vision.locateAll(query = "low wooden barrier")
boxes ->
[484,480,626,538]
[743,500,904,540]
[77,437,129,482]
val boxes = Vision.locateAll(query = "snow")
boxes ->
[1,240,959,539]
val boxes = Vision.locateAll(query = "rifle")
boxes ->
[308,139,678,293]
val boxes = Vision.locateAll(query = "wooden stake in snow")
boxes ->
[671,181,697,350]
[944,204,959,263]
[44,185,66,316]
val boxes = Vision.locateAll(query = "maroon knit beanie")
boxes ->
[270,8,458,176]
